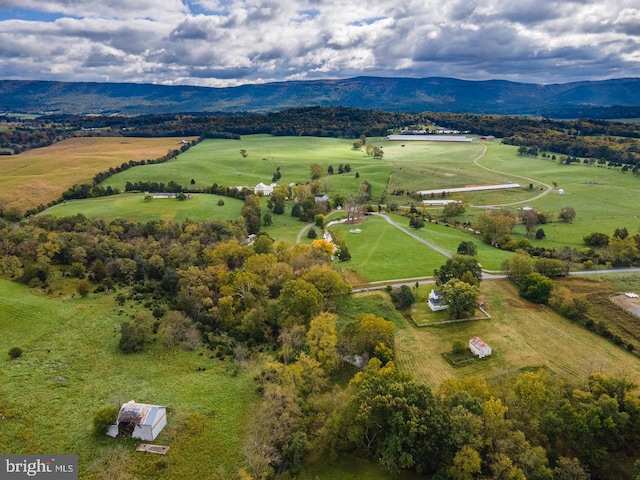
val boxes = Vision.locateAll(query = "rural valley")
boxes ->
[2,107,640,480]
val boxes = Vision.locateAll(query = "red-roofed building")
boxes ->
[469,337,492,358]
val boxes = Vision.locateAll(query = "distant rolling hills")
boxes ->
[1,76,640,118]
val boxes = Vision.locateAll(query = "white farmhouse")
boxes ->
[428,290,448,311]
[107,400,167,441]
[469,337,492,358]
[254,182,277,196]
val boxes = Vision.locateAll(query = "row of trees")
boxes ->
[502,250,638,352]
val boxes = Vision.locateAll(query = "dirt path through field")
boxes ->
[471,142,553,208]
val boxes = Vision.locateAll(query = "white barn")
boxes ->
[469,337,492,358]
[107,401,167,441]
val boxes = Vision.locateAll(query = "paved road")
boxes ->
[351,268,640,292]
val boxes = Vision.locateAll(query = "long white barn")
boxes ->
[388,134,476,142]
[417,183,521,196]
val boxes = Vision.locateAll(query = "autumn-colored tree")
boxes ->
[306,313,339,373]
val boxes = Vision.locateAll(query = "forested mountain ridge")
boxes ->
[1,76,640,117]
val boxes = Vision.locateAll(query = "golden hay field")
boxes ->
[394,280,640,388]
[0,136,195,212]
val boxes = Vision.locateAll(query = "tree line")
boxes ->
[5,108,640,169]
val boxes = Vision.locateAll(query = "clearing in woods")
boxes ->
[0,136,196,213]
[393,280,640,388]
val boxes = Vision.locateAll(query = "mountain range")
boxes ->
[1,76,640,118]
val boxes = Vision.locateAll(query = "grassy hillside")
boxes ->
[101,135,390,200]
[0,137,195,213]
[43,193,245,224]
[467,142,640,246]
[329,215,449,282]
[0,279,258,479]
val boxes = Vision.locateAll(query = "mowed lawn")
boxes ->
[0,137,196,213]
[42,193,246,224]
[0,279,259,479]
[329,215,449,282]
[394,280,640,388]
[386,213,513,271]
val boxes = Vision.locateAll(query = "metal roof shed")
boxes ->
[107,400,167,441]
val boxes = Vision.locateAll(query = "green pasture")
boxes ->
[41,193,245,224]
[0,279,258,479]
[101,135,391,202]
[383,140,517,195]
[467,142,640,247]
[394,280,640,388]
[329,215,449,282]
[386,213,513,271]
[41,193,314,244]
[263,209,312,243]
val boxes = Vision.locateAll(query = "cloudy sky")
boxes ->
[0,0,639,87]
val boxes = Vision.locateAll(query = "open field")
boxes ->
[385,213,513,271]
[0,136,195,213]
[41,193,314,244]
[42,193,245,224]
[99,135,532,207]
[329,215,449,282]
[393,280,640,388]
[466,142,640,247]
[101,135,391,202]
[0,279,258,479]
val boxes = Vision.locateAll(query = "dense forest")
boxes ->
[3,214,640,478]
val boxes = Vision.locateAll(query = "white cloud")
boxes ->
[0,0,638,85]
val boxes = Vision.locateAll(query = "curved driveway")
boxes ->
[471,142,553,208]
[370,212,452,259]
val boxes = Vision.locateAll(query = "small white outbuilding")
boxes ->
[107,400,167,441]
[469,337,492,358]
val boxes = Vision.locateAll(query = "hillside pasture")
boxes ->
[101,135,391,202]
[0,136,195,213]
[0,279,258,479]
[470,142,640,247]
[385,213,513,271]
[393,280,640,388]
[41,193,317,244]
[42,193,245,224]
